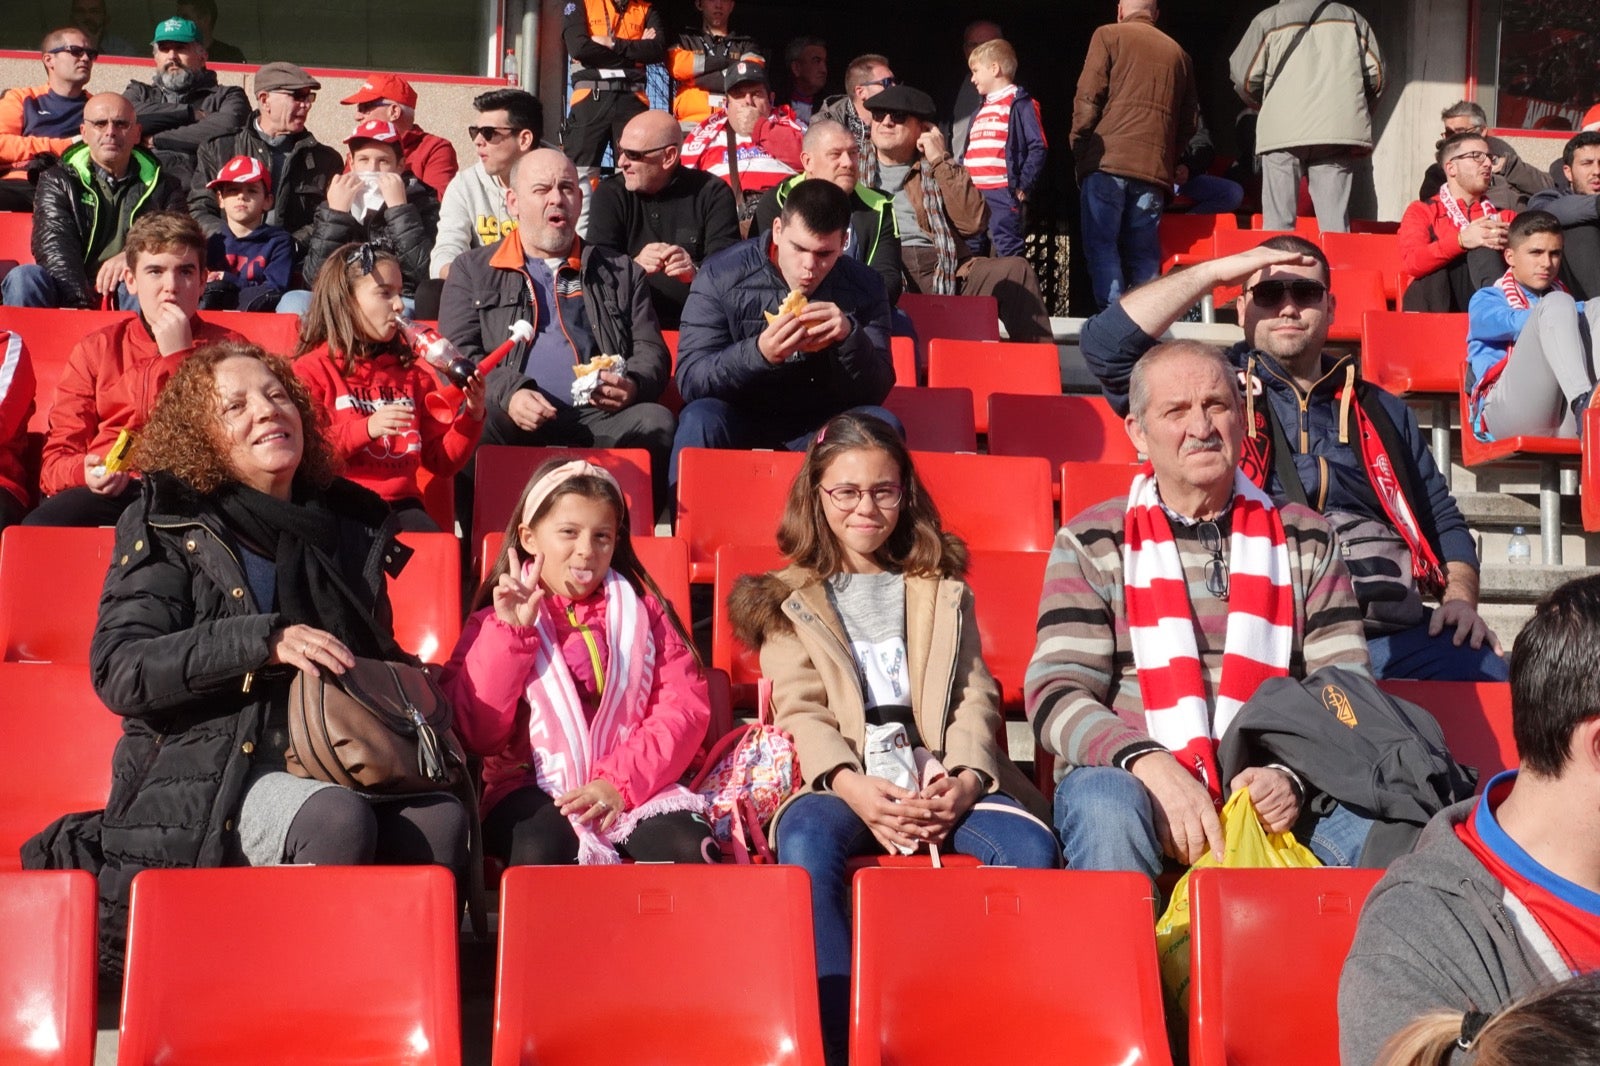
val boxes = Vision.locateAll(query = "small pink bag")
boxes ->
[689,679,801,863]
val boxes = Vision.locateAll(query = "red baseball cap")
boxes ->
[345,119,401,147]
[340,73,419,110]
[1584,103,1600,132]
[207,155,271,192]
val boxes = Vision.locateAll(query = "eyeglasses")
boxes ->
[1246,278,1328,308]
[618,143,676,162]
[820,483,904,510]
[272,89,317,103]
[1198,521,1229,600]
[870,110,912,126]
[47,44,98,59]
[356,99,394,114]
[469,125,522,143]
[85,117,133,131]
[860,76,898,91]
[1448,150,1499,165]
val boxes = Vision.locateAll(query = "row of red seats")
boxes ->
[1,861,1382,1065]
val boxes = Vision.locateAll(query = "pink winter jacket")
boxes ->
[441,590,710,816]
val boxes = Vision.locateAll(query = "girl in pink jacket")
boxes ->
[441,458,717,865]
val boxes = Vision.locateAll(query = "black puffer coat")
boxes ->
[85,471,408,970]
[299,174,440,295]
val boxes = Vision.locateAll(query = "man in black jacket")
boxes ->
[2,92,184,310]
[587,108,741,329]
[122,17,247,189]
[188,62,342,268]
[439,148,674,506]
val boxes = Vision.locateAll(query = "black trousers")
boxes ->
[560,87,649,168]
[483,785,719,865]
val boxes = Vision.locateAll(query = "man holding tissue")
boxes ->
[438,147,674,508]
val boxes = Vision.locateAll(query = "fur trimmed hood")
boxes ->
[727,566,809,650]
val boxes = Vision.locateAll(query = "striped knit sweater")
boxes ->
[1026,495,1369,781]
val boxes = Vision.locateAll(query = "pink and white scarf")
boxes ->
[1122,466,1295,801]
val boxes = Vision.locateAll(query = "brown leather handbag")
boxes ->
[286,657,466,793]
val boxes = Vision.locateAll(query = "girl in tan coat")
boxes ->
[729,412,1057,1063]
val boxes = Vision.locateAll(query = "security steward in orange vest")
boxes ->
[560,0,665,174]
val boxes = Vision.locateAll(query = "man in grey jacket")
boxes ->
[122,17,246,189]
[1229,0,1384,232]
[1528,131,1600,300]
[1338,573,1600,1066]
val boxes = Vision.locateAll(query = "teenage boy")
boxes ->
[201,154,292,311]
[961,38,1045,258]
[1466,210,1600,441]
[26,212,244,527]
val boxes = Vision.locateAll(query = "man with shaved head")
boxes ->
[752,117,902,301]
[439,147,676,508]
[5,92,184,309]
[587,108,740,328]
[0,26,96,208]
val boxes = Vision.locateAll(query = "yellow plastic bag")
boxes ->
[1154,789,1321,1015]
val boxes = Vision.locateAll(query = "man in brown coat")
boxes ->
[1070,0,1198,309]
[867,84,1052,342]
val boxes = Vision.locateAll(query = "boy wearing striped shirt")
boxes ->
[960,38,1045,259]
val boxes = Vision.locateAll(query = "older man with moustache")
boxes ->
[123,17,248,189]
[5,93,185,310]
[752,117,902,302]
[439,148,674,507]
[587,109,741,329]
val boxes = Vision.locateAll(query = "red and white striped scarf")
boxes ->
[1495,266,1564,311]
[1122,466,1295,801]
[1438,189,1497,231]
[519,568,708,864]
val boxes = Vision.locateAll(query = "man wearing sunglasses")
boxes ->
[1080,236,1506,684]
[1399,130,1512,313]
[122,18,248,191]
[429,89,543,285]
[816,54,897,157]
[6,92,185,311]
[340,73,458,200]
[1029,339,1370,881]
[587,109,740,329]
[189,61,342,269]
[0,27,96,208]
[1417,101,1550,211]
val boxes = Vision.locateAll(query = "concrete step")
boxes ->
[1479,562,1600,602]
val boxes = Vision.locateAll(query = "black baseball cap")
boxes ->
[724,61,768,93]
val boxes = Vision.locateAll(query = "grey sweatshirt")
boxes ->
[1337,798,1568,1066]
[430,162,516,278]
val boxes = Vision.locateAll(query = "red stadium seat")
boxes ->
[898,293,999,368]
[891,334,917,387]
[1060,461,1142,525]
[0,526,113,663]
[0,663,123,869]
[851,868,1171,1065]
[914,451,1055,552]
[1189,867,1382,1066]
[0,869,98,1065]
[478,531,693,631]
[676,448,803,582]
[472,444,655,558]
[0,308,133,434]
[120,866,461,1066]
[389,532,461,664]
[660,330,684,415]
[1586,406,1600,532]
[494,865,825,1066]
[196,310,300,354]
[965,550,1049,715]
[988,394,1140,467]
[1350,220,1401,235]
[0,211,35,271]
[1378,680,1514,786]
[1159,212,1236,271]
[1359,311,1464,396]
[1248,214,1319,236]
[926,340,1059,435]
[1321,231,1401,302]
[1326,268,1388,344]
[884,386,977,452]
[711,543,787,694]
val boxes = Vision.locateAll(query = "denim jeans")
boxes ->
[1367,610,1511,682]
[1080,170,1165,310]
[667,398,903,487]
[1176,173,1245,215]
[2,264,137,311]
[1054,765,1379,879]
[776,790,1060,1062]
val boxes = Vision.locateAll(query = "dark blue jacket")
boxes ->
[675,233,894,423]
[207,223,293,294]
[1080,301,1477,570]
[1005,85,1048,197]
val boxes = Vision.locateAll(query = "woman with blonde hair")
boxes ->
[1377,973,1600,1066]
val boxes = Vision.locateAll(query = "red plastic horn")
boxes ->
[426,320,534,422]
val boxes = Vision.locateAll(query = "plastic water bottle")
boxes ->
[502,47,519,86]
[395,315,475,387]
[1507,527,1532,566]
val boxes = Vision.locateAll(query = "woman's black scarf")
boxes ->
[211,480,400,661]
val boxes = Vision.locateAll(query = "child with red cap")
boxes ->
[201,154,293,311]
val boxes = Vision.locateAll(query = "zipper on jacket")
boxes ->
[149,517,255,691]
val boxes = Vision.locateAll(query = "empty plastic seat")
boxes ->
[914,451,1055,552]
[0,211,35,270]
[676,448,803,581]
[1321,231,1401,301]
[1325,268,1389,344]
[964,549,1049,715]
[1189,867,1383,1066]
[0,663,122,869]
[0,308,133,434]
[119,865,462,1065]
[897,293,1000,370]
[1247,214,1319,236]
[1158,212,1235,271]
[988,394,1140,467]
[477,531,693,631]
[926,339,1060,434]
[196,310,300,354]
[0,526,114,663]
[711,543,788,693]
[1060,461,1142,525]
[1378,679,1514,786]
[473,445,655,558]
[890,334,917,387]
[1587,406,1600,532]
[851,868,1170,1065]
[494,865,824,1065]
[1359,311,1465,396]
[0,869,97,1065]
[883,386,977,452]
[389,531,461,664]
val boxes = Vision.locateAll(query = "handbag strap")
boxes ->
[1266,0,1335,91]
[757,676,774,727]
[723,122,744,204]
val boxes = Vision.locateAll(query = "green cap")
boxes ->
[152,17,202,45]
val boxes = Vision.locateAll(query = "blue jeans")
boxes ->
[667,398,903,487]
[276,288,415,319]
[2,264,138,310]
[1176,173,1245,215]
[1367,609,1511,682]
[1080,171,1164,310]
[777,790,1060,1060]
[1054,766,1377,880]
